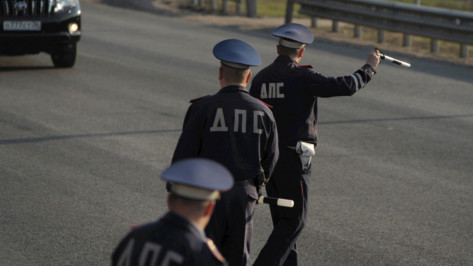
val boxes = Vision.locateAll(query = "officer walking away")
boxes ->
[249,23,381,266]
[112,158,234,266]
[171,39,279,266]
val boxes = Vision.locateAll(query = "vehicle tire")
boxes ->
[51,43,77,68]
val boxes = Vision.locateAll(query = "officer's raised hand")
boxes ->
[366,49,381,69]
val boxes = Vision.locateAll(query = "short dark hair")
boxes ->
[220,63,250,83]
[169,192,209,211]
[278,45,302,57]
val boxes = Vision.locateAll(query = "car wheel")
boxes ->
[51,43,77,68]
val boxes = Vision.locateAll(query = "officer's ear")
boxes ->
[167,193,172,209]
[298,48,305,59]
[204,200,216,217]
[218,67,223,80]
[245,70,252,84]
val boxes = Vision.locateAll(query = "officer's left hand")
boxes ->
[366,50,381,69]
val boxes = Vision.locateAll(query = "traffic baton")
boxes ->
[376,48,411,68]
[258,196,294,208]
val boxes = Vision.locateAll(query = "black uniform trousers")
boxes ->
[206,180,259,266]
[254,146,310,266]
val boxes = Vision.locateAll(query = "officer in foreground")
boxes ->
[112,158,234,266]
[249,23,381,265]
[171,39,279,265]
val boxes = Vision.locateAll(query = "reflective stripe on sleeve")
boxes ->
[351,72,365,91]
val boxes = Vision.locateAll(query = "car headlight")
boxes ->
[54,0,80,14]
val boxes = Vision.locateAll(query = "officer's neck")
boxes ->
[171,209,208,231]
[293,56,302,63]
[220,80,247,88]
[279,52,303,63]
[284,54,302,64]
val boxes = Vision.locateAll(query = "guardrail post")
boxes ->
[311,17,317,28]
[236,0,242,15]
[222,0,229,14]
[378,29,385,43]
[246,0,257,17]
[354,25,361,38]
[403,34,412,47]
[332,21,339,33]
[431,39,439,53]
[211,0,217,11]
[460,44,469,58]
[285,0,295,23]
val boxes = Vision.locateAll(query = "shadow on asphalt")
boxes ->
[0,66,55,72]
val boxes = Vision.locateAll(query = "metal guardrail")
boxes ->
[286,0,473,58]
[190,0,257,17]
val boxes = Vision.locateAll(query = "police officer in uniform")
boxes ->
[112,158,233,266]
[171,39,279,266]
[249,23,381,266]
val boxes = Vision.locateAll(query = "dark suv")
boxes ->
[0,0,81,68]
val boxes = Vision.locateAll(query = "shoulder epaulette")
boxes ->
[298,64,313,69]
[189,95,210,103]
[257,99,273,109]
[130,223,145,229]
[206,238,226,263]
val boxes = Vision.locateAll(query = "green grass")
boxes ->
[219,0,301,17]
[256,0,288,17]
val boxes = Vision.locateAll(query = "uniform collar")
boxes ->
[166,212,207,241]
[219,85,249,93]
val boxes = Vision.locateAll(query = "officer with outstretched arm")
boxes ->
[249,23,381,266]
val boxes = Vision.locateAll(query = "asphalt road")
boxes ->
[1,1,472,265]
